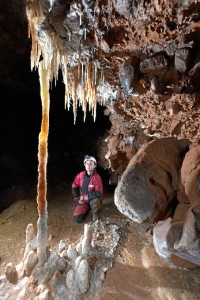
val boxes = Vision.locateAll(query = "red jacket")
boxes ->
[72,170,103,202]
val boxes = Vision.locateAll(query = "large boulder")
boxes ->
[153,145,200,267]
[153,204,200,267]
[114,137,190,223]
[181,145,200,205]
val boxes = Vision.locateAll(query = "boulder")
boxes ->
[140,54,168,74]
[153,204,200,268]
[114,138,190,223]
[5,263,18,284]
[181,145,200,205]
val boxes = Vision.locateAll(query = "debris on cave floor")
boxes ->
[0,189,200,299]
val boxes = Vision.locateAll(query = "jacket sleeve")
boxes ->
[83,173,103,201]
[72,173,81,198]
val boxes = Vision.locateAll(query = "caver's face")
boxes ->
[85,160,96,174]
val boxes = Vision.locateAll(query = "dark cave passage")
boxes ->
[48,79,112,190]
[0,75,112,212]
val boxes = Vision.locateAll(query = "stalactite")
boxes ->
[92,86,97,121]
[78,49,81,81]
[26,0,44,70]
[94,61,97,85]
[26,0,100,122]
[86,60,92,111]
[37,61,50,268]
[72,68,79,124]
[63,61,70,110]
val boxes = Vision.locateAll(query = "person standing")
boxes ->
[72,155,103,223]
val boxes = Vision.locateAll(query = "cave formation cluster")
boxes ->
[1,0,200,298]
[27,0,200,265]
[25,0,200,268]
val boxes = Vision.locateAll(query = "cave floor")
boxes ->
[0,186,200,300]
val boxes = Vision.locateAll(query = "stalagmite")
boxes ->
[81,224,93,258]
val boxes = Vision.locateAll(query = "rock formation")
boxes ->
[18,0,200,268]
[0,219,122,299]
[1,0,200,286]
[153,145,200,268]
[114,137,190,224]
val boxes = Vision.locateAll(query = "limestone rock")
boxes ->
[41,251,67,283]
[174,206,200,265]
[23,250,38,277]
[113,0,131,17]
[5,263,18,284]
[181,145,200,205]
[115,137,190,223]
[119,59,135,94]
[140,55,168,74]
[175,48,191,74]
[153,204,200,267]
[77,259,91,294]
[81,224,93,258]
[67,244,78,262]
[153,218,172,260]
[66,269,75,290]
[58,240,65,253]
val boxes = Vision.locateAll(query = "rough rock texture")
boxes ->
[5,0,199,161]
[94,0,200,182]
[181,145,200,205]
[114,137,190,223]
[153,145,200,267]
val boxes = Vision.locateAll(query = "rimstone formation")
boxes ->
[1,0,200,298]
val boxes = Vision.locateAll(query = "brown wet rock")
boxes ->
[181,145,200,205]
[152,143,200,267]
[177,181,190,204]
[140,54,168,74]
[5,263,18,284]
[171,203,189,223]
[114,137,190,223]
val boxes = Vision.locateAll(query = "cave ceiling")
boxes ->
[1,0,200,179]
[25,0,200,136]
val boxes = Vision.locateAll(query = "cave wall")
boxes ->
[95,0,200,181]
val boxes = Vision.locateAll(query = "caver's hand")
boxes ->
[79,195,84,204]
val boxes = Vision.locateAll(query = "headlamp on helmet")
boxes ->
[84,155,97,165]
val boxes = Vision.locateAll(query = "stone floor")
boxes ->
[0,189,200,299]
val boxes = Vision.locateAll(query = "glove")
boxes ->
[83,194,89,201]
[74,196,80,202]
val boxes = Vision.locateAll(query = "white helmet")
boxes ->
[84,155,97,165]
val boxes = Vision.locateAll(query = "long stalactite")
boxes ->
[36,61,49,270]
